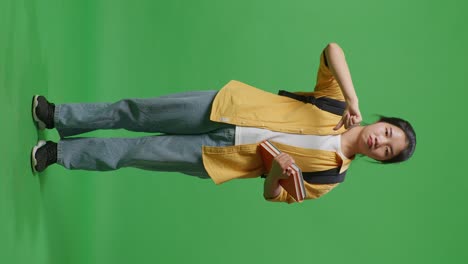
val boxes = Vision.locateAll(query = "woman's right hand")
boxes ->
[269,153,295,180]
[334,101,362,130]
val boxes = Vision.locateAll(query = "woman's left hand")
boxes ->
[333,101,362,130]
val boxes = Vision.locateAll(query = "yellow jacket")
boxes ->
[202,53,353,203]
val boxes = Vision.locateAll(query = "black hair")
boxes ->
[377,116,417,164]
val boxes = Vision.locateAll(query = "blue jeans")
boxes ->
[55,91,235,178]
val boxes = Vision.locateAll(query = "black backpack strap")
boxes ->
[302,167,346,184]
[278,90,346,116]
[261,167,346,184]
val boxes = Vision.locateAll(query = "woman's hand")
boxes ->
[334,101,362,130]
[264,153,295,199]
[269,153,295,180]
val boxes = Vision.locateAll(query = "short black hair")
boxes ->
[377,116,416,164]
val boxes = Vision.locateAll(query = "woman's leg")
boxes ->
[56,127,235,178]
[55,90,229,137]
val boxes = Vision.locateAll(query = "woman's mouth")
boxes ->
[367,136,373,148]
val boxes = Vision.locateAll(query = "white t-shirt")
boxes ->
[235,126,350,161]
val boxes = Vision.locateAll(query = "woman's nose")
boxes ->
[376,135,389,147]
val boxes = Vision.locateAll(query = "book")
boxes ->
[259,140,306,202]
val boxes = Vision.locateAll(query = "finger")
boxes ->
[277,155,288,171]
[356,115,363,124]
[344,113,351,129]
[286,157,295,166]
[333,116,345,131]
[350,116,356,126]
[278,154,288,164]
[350,116,361,127]
[347,116,353,128]
[275,153,286,161]
[279,153,290,161]
[353,115,361,125]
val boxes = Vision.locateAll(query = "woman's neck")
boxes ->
[340,126,364,159]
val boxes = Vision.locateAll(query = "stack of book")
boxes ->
[259,140,306,202]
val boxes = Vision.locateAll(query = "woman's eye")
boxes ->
[385,128,388,136]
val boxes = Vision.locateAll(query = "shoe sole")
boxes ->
[31,140,46,173]
[32,95,46,130]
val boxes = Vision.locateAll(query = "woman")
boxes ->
[31,43,416,204]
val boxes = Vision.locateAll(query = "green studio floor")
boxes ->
[1,0,467,263]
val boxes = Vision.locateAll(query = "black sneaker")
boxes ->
[32,95,55,129]
[31,140,58,173]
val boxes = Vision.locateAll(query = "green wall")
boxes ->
[1,0,467,263]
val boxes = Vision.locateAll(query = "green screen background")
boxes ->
[1,0,467,263]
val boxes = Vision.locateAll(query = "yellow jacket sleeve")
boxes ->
[313,51,345,101]
[265,182,339,204]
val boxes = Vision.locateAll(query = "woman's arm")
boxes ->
[263,174,283,199]
[324,43,362,130]
[263,153,294,199]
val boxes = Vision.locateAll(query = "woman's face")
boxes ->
[358,122,408,161]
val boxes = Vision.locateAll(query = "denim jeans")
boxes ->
[55,90,235,178]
